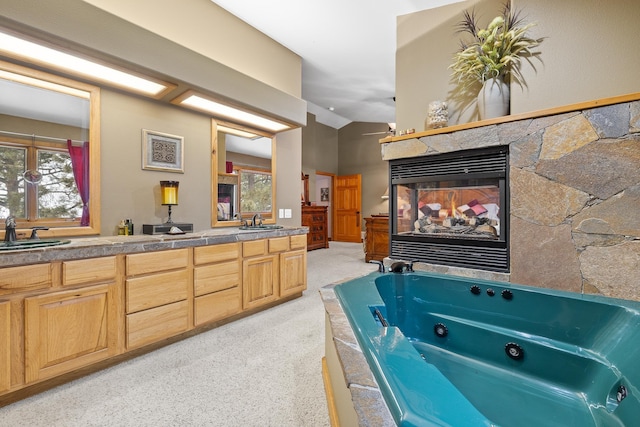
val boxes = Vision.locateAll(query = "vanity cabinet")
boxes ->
[0,300,10,393]
[125,249,190,349]
[280,235,307,298]
[23,257,120,383]
[0,230,307,404]
[242,239,279,310]
[193,242,242,326]
[242,236,307,310]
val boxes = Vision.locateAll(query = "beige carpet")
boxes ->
[0,242,376,427]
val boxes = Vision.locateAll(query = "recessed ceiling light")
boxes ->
[0,30,172,97]
[328,107,335,111]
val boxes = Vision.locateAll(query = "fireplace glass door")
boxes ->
[395,177,502,241]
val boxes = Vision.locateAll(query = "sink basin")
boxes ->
[0,239,71,251]
[238,225,283,231]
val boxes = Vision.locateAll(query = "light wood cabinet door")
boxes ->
[280,249,307,298]
[24,283,118,383]
[243,255,279,310]
[0,300,10,393]
[194,288,241,326]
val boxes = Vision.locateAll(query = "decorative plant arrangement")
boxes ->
[449,2,544,119]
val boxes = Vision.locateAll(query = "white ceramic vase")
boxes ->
[477,77,510,120]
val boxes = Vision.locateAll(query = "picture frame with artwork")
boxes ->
[142,129,184,173]
[320,187,329,202]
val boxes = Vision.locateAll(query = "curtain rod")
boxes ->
[0,130,87,145]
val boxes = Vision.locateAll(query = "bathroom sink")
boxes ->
[238,225,283,231]
[0,239,71,251]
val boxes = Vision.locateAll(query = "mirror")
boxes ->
[211,120,276,227]
[0,60,100,237]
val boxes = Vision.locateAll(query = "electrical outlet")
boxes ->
[284,209,292,218]
[279,209,284,218]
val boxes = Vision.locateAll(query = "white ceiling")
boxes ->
[211,0,463,129]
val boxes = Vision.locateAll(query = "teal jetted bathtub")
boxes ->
[334,271,640,427]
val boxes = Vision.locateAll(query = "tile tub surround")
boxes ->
[381,93,640,301]
[0,226,307,268]
[320,283,396,427]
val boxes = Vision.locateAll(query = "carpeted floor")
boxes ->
[0,241,376,427]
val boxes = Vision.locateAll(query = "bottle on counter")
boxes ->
[118,220,128,235]
[126,218,134,235]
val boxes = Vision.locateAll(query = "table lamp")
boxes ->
[160,180,179,224]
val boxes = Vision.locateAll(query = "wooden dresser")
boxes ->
[301,206,329,251]
[364,215,389,262]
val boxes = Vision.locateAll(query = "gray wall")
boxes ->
[337,122,389,222]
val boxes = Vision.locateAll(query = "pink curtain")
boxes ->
[67,140,90,226]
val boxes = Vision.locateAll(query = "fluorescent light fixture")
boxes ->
[0,30,170,97]
[179,94,290,132]
[0,69,89,98]
[216,124,258,139]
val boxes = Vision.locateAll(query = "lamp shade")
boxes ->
[160,181,179,205]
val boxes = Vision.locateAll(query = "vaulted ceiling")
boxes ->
[212,0,463,129]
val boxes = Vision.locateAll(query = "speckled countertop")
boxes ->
[0,227,307,268]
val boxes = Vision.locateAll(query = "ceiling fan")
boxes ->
[362,122,396,136]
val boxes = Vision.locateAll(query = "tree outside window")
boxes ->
[0,141,81,223]
[239,168,272,215]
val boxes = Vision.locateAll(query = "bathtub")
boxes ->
[332,271,640,427]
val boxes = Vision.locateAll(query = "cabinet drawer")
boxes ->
[268,236,289,253]
[194,287,241,326]
[126,248,188,276]
[63,256,116,286]
[194,260,240,296]
[126,270,188,313]
[194,243,240,265]
[0,263,52,295]
[243,239,266,257]
[126,300,189,349]
[290,234,307,250]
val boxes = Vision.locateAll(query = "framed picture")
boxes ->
[321,187,329,201]
[142,129,184,173]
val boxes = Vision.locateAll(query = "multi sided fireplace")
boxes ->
[389,146,509,272]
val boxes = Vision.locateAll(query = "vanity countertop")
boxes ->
[0,226,308,268]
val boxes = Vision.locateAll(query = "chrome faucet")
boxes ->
[251,213,263,227]
[4,216,17,243]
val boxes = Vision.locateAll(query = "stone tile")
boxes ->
[527,111,580,135]
[497,118,533,143]
[572,184,640,238]
[580,241,640,300]
[420,133,459,154]
[631,101,640,133]
[572,232,629,250]
[350,385,396,427]
[451,125,501,151]
[584,103,630,138]
[381,138,428,160]
[510,217,582,292]
[510,167,590,226]
[536,136,640,200]
[540,114,599,160]
[510,132,542,168]
[334,339,377,388]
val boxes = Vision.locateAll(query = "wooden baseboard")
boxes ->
[322,357,340,427]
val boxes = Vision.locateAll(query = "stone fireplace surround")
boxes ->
[381,93,640,302]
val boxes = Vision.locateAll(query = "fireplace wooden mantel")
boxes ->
[380,90,640,303]
[380,91,640,144]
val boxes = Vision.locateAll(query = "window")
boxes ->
[239,168,272,216]
[0,139,81,224]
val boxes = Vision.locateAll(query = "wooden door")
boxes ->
[334,174,362,243]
